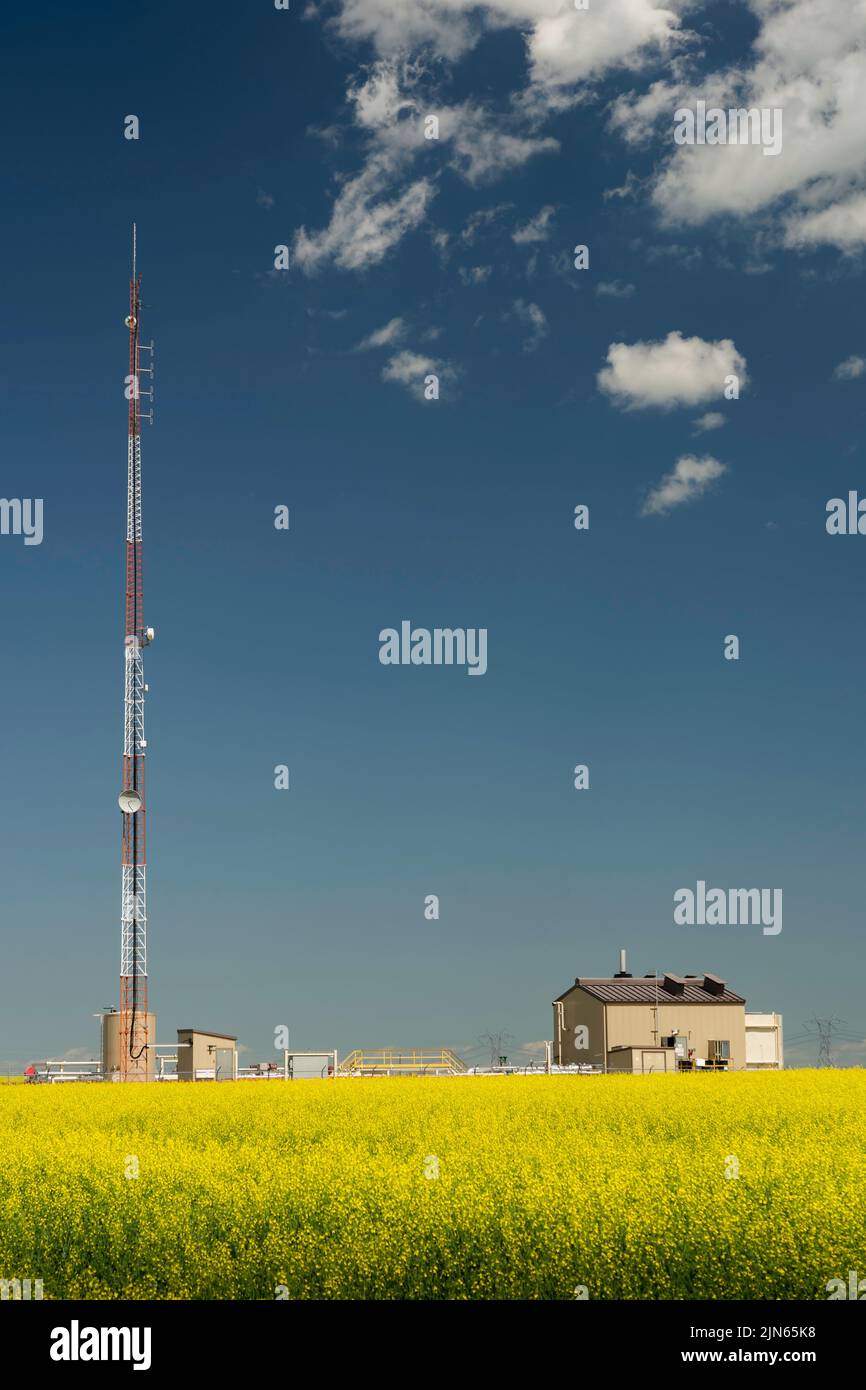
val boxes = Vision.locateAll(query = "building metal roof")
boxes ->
[554,977,746,1005]
[177,1029,238,1040]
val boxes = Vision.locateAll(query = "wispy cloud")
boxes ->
[596,279,635,299]
[291,49,560,274]
[382,349,458,400]
[293,160,436,273]
[459,265,493,286]
[462,203,513,244]
[511,298,548,352]
[692,410,726,434]
[641,454,727,516]
[603,170,644,202]
[512,204,556,244]
[833,355,866,381]
[355,316,406,351]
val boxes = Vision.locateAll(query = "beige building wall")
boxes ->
[554,991,746,1069]
[177,1030,237,1081]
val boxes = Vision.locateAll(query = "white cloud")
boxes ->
[293,52,560,272]
[292,60,438,273]
[355,316,406,350]
[324,1,866,267]
[511,298,548,351]
[303,3,697,278]
[430,228,451,260]
[437,103,559,185]
[382,349,457,399]
[256,188,275,209]
[598,331,747,410]
[459,265,493,285]
[596,279,636,298]
[692,410,726,433]
[346,62,559,183]
[833,355,866,381]
[348,59,420,132]
[333,0,479,61]
[603,169,645,201]
[609,1,866,251]
[525,0,689,94]
[293,158,436,273]
[333,0,693,94]
[641,454,727,515]
[609,80,679,146]
[512,204,557,243]
[785,192,866,251]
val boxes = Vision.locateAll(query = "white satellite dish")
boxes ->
[118,788,143,815]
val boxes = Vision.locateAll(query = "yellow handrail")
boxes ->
[337,1048,467,1076]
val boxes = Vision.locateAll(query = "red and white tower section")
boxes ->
[118,225,155,1080]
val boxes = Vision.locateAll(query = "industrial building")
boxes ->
[93,1016,239,1082]
[176,1030,238,1081]
[553,951,783,1072]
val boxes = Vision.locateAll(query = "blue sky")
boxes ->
[2,0,866,1072]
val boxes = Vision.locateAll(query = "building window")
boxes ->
[708,1039,730,1061]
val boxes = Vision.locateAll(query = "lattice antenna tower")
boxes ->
[118,224,155,1080]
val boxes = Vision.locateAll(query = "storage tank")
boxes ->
[100,1010,156,1081]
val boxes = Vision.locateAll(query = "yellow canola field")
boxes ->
[1,1071,864,1300]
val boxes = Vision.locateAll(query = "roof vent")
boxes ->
[662,974,686,995]
[702,973,726,996]
[614,947,632,979]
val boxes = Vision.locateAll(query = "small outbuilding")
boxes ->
[745,1012,784,1069]
[176,1029,237,1081]
[606,1045,677,1074]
